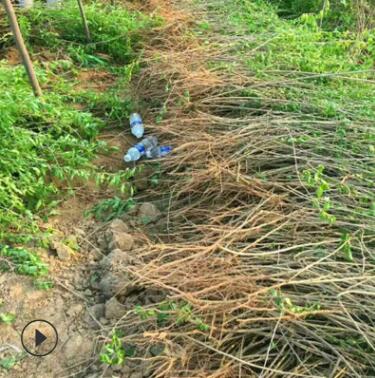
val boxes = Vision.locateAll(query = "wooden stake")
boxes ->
[76,0,91,42]
[2,0,42,97]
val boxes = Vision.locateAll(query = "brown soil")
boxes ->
[95,130,137,172]
[75,69,116,93]
[0,217,99,378]
[3,47,21,65]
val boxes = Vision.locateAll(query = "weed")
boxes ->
[340,232,353,261]
[155,102,168,124]
[215,0,375,120]
[270,289,321,314]
[100,332,126,366]
[269,0,374,31]
[135,302,210,332]
[34,280,54,290]
[19,2,160,64]
[0,313,16,325]
[0,246,48,277]
[302,165,336,224]
[0,0,151,243]
[0,64,101,242]
[87,197,136,222]
[0,357,17,370]
[62,236,80,252]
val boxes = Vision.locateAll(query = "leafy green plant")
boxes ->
[100,332,126,366]
[87,197,136,222]
[0,0,154,244]
[0,357,17,370]
[135,305,158,320]
[34,280,54,290]
[19,1,160,64]
[302,165,336,224]
[0,246,48,277]
[217,0,375,121]
[270,0,374,31]
[94,170,137,193]
[62,236,80,252]
[270,289,321,314]
[135,301,210,332]
[0,313,16,325]
[0,63,102,242]
[340,232,353,262]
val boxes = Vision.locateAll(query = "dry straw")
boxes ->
[116,1,375,377]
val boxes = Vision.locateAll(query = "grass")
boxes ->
[207,0,375,121]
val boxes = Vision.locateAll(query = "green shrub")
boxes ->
[18,1,160,63]
[0,245,48,276]
[0,2,154,242]
[0,64,103,242]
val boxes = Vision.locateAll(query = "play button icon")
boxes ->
[21,320,58,357]
[35,329,47,347]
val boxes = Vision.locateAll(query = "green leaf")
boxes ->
[0,357,17,370]
[0,313,16,325]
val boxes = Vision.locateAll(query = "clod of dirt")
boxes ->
[129,372,143,378]
[138,202,161,224]
[99,249,137,271]
[90,303,105,318]
[62,334,94,362]
[96,233,108,251]
[98,272,133,299]
[85,303,105,329]
[107,218,130,234]
[90,248,104,262]
[67,303,84,317]
[74,227,86,238]
[105,219,134,251]
[133,165,154,191]
[84,288,93,297]
[99,317,109,325]
[51,240,74,260]
[104,297,125,320]
[150,343,165,356]
[108,232,134,251]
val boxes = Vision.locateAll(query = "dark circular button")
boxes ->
[21,320,58,357]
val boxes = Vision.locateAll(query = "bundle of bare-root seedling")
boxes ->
[111,1,375,377]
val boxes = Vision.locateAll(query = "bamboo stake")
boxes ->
[76,0,91,42]
[2,0,42,97]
